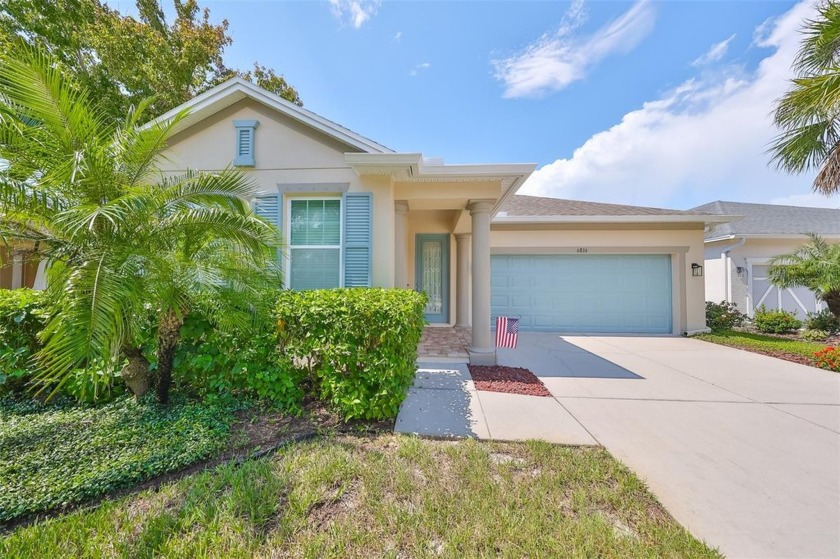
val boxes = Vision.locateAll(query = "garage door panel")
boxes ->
[491,254,672,333]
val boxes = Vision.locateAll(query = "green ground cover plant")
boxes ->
[0,435,721,558]
[695,331,826,363]
[0,395,235,522]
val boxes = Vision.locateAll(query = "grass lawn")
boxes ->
[1,434,720,558]
[695,330,827,366]
[0,395,236,523]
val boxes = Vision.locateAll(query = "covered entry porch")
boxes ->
[345,154,535,365]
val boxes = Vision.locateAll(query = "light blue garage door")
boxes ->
[491,254,673,333]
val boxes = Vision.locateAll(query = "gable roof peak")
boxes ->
[145,77,393,154]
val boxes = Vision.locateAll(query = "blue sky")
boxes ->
[120,0,837,210]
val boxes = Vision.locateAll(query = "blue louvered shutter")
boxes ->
[253,194,282,266]
[233,120,258,166]
[343,193,372,287]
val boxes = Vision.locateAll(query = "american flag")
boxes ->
[495,316,519,349]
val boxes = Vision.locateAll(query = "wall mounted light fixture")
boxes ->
[691,263,703,277]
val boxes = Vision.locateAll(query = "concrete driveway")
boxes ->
[495,333,840,559]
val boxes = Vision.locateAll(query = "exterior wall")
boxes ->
[0,247,12,289]
[0,246,39,290]
[704,236,824,313]
[703,258,727,303]
[157,98,396,288]
[490,225,708,335]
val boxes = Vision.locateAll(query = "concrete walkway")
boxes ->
[395,333,840,558]
[396,363,595,444]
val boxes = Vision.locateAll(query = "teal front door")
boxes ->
[416,234,449,323]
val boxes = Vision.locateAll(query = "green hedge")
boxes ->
[0,394,235,522]
[0,289,47,393]
[174,313,305,413]
[276,288,426,420]
[0,289,123,401]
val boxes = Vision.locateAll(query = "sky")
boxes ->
[118,0,838,211]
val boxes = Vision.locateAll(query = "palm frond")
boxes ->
[35,250,145,397]
[769,234,840,299]
[793,2,840,76]
[152,168,254,215]
[769,120,836,174]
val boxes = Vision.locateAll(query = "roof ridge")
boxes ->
[509,194,703,215]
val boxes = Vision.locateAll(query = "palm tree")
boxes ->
[770,1,840,195]
[769,234,840,318]
[0,43,281,403]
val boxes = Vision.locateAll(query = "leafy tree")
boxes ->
[0,44,281,403]
[0,0,301,121]
[769,234,840,318]
[770,1,840,195]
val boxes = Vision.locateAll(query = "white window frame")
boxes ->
[284,195,343,289]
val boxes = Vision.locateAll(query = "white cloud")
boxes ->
[520,1,827,210]
[410,62,431,76]
[692,34,736,66]
[328,0,379,29]
[393,31,402,42]
[492,0,655,98]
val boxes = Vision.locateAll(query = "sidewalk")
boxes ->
[394,362,596,445]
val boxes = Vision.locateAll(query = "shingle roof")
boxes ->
[500,195,705,217]
[691,200,840,239]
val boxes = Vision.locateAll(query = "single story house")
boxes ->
[0,245,41,290]
[692,200,840,317]
[3,78,734,363]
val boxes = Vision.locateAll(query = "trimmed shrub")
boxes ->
[804,309,839,333]
[814,347,840,372]
[0,289,47,394]
[0,289,122,401]
[276,288,427,420]
[752,306,802,334]
[801,329,829,342]
[705,301,746,332]
[174,313,304,413]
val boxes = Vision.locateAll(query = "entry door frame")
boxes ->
[415,234,450,323]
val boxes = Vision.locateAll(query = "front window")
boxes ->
[288,199,341,289]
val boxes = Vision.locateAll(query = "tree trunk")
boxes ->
[120,347,151,397]
[155,309,184,405]
[822,290,840,319]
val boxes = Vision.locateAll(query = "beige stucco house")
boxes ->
[693,200,840,318]
[61,77,725,363]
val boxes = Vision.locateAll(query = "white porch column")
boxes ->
[394,200,409,288]
[468,200,494,364]
[455,233,471,328]
[10,252,22,289]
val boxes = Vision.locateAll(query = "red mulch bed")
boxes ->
[467,365,551,397]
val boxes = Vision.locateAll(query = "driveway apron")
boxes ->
[496,333,840,559]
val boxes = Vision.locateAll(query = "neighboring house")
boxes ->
[0,244,45,290]
[4,77,733,363]
[692,200,840,318]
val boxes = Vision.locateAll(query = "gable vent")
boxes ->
[233,120,259,167]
